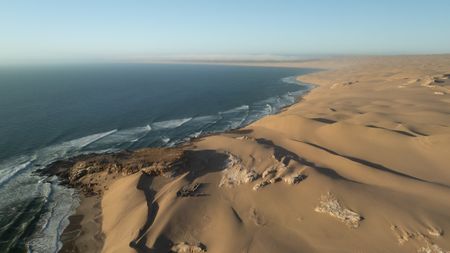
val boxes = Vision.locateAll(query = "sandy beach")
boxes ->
[56,55,450,253]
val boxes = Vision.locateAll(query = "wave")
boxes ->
[220,104,249,115]
[26,129,118,168]
[281,76,301,85]
[230,114,248,129]
[198,105,247,132]
[180,115,220,132]
[86,125,152,149]
[265,103,274,114]
[151,117,192,130]
[66,129,117,149]
[27,177,78,253]
[0,163,75,253]
[0,159,34,187]
[0,129,122,252]
[190,131,203,138]
[191,115,220,123]
[161,136,171,144]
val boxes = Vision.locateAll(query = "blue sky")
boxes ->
[1,0,450,62]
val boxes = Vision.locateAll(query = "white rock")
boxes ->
[171,242,206,253]
[219,154,258,188]
[282,172,306,185]
[314,192,362,228]
[262,167,277,179]
[252,180,270,191]
[418,243,448,253]
[427,227,443,237]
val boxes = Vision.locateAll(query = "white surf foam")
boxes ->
[182,115,222,133]
[192,115,220,123]
[88,125,151,148]
[0,158,34,187]
[190,131,203,138]
[31,129,117,166]
[220,105,249,115]
[161,136,171,144]
[0,129,122,253]
[151,117,192,130]
[230,114,248,129]
[265,103,274,114]
[209,105,250,131]
[281,76,301,85]
[27,177,78,253]
[70,129,118,148]
[0,129,119,191]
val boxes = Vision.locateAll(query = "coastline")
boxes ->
[59,195,103,253]
[0,66,313,252]
[50,70,317,253]
[51,55,450,253]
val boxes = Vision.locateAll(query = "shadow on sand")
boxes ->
[129,150,229,252]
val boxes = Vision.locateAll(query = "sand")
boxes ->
[68,55,450,253]
[59,195,104,253]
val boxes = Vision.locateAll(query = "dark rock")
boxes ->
[177,183,202,197]
[37,147,187,196]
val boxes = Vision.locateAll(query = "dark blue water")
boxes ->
[0,63,315,252]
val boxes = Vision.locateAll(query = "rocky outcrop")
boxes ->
[252,156,307,191]
[219,154,258,188]
[390,225,448,253]
[171,242,206,253]
[177,183,202,197]
[38,147,186,195]
[315,192,362,228]
[418,243,449,253]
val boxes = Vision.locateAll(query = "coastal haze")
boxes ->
[1,1,450,253]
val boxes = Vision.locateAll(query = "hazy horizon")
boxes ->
[1,0,450,64]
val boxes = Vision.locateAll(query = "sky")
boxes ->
[1,0,450,63]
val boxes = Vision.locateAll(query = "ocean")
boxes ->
[0,63,315,252]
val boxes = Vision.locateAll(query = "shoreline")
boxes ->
[59,194,103,253]
[45,55,450,253]
[39,147,187,253]
[0,66,314,252]
[50,71,318,253]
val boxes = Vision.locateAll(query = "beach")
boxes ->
[55,55,450,253]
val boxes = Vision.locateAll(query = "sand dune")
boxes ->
[65,55,450,253]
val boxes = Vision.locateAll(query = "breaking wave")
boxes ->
[151,117,193,130]
[0,159,33,187]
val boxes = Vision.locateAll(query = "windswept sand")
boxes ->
[78,55,450,253]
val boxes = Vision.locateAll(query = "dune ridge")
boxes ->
[61,55,450,253]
